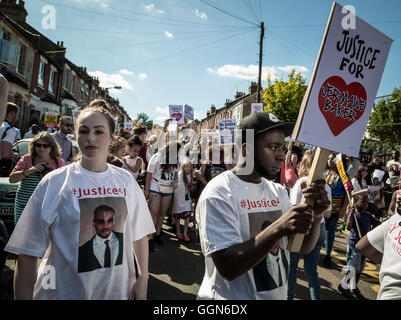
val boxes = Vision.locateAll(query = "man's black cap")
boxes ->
[373,151,384,157]
[238,112,295,137]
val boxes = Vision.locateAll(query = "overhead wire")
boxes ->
[242,0,259,24]
[199,0,259,26]
[90,26,255,50]
[129,27,258,67]
[39,0,250,29]
[246,0,260,23]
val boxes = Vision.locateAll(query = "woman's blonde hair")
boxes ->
[297,149,315,178]
[75,102,115,138]
[28,131,61,160]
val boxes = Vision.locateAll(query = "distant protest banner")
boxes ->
[251,103,263,113]
[44,112,58,128]
[293,2,393,157]
[219,119,237,146]
[169,105,184,125]
[124,122,134,134]
[184,104,194,121]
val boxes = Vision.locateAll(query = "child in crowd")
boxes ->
[173,159,194,242]
[338,192,381,300]
[123,135,144,181]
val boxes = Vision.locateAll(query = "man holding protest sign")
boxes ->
[196,112,329,300]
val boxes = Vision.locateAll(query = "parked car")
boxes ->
[0,138,79,236]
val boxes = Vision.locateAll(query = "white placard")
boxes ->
[124,122,134,134]
[251,103,263,113]
[169,105,184,125]
[293,2,393,157]
[373,169,385,182]
[184,104,194,121]
[219,119,237,146]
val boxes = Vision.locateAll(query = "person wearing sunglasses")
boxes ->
[9,132,65,225]
[52,116,74,164]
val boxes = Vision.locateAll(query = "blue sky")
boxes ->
[24,0,401,125]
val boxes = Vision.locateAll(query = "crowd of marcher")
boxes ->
[0,73,401,300]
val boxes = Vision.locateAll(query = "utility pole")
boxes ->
[257,21,264,103]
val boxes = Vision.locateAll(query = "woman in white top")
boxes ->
[351,164,383,218]
[145,142,180,250]
[5,103,155,300]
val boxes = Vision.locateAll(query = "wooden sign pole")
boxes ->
[346,190,363,239]
[287,147,331,252]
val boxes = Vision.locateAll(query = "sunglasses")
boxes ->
[35,143,50,148]
[62,123,74,128]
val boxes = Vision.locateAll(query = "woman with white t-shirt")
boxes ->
[287,150,332,300]
[5,103,155,300]
[145,142,180,250]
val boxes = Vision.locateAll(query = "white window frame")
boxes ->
[49,65,57,94]
[38,56,48,88]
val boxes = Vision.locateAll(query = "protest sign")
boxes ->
[293,2,393,157]
[184,104,194,121]
[124,122,134,134]
[251,103,263,113]
[169,105,184,125]
[219,119,237,146]
[288,2,392,252]
[44,112,58,128]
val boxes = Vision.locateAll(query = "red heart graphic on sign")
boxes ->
[318,76,367,137]
[171,113,182,122]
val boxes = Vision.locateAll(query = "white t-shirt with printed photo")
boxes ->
[5,162,155,300]
[147,152,178,192]
[367,213,401,300]
[196,170,292,300]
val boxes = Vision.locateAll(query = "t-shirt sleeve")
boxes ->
[366,217,390,253]
[11,155,32,172]
[289,179,303,206]
[5,177,59,257]
[196,191,242,256]
[147,154,158,174]
[2,127,16,144]
[127,175,155,241]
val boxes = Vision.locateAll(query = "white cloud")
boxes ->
[195,8,208,19]
[164,31,174,39]
[139,73,148,79]
[155,106,169,116]
[144,3,165,14]
[119,69,133,76]
[206,64,309,81]
[88,70,134,93]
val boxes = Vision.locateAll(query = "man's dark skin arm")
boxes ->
[211,182,329,281]
[355,235,383,265]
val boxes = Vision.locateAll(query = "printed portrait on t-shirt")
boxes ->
[249,211,289,292]
[77,197,128,273]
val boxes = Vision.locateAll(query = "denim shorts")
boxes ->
[150,189,173,197]
[346,244,366,274]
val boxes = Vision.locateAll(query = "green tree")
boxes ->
[135,113,153,130]
[262,69,307,123]
[367,87,401,147]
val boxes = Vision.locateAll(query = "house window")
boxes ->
[0,29,16,65]
[71,74,76,93]
[63,68,69,89]
[15,44,25,74]
[38,60,46,88]
[49,68,56,94]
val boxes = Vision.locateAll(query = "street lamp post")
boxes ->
[104,86,122,99]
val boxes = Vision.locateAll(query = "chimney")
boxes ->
[207,111,210,117]
[210,104,216,114]
[0,0,28,23]
[249,82,258,95]
[235,91,245,99]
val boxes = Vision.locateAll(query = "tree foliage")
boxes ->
[135,113,153,130]
[262,69,307,123]
[367,87,401,147]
